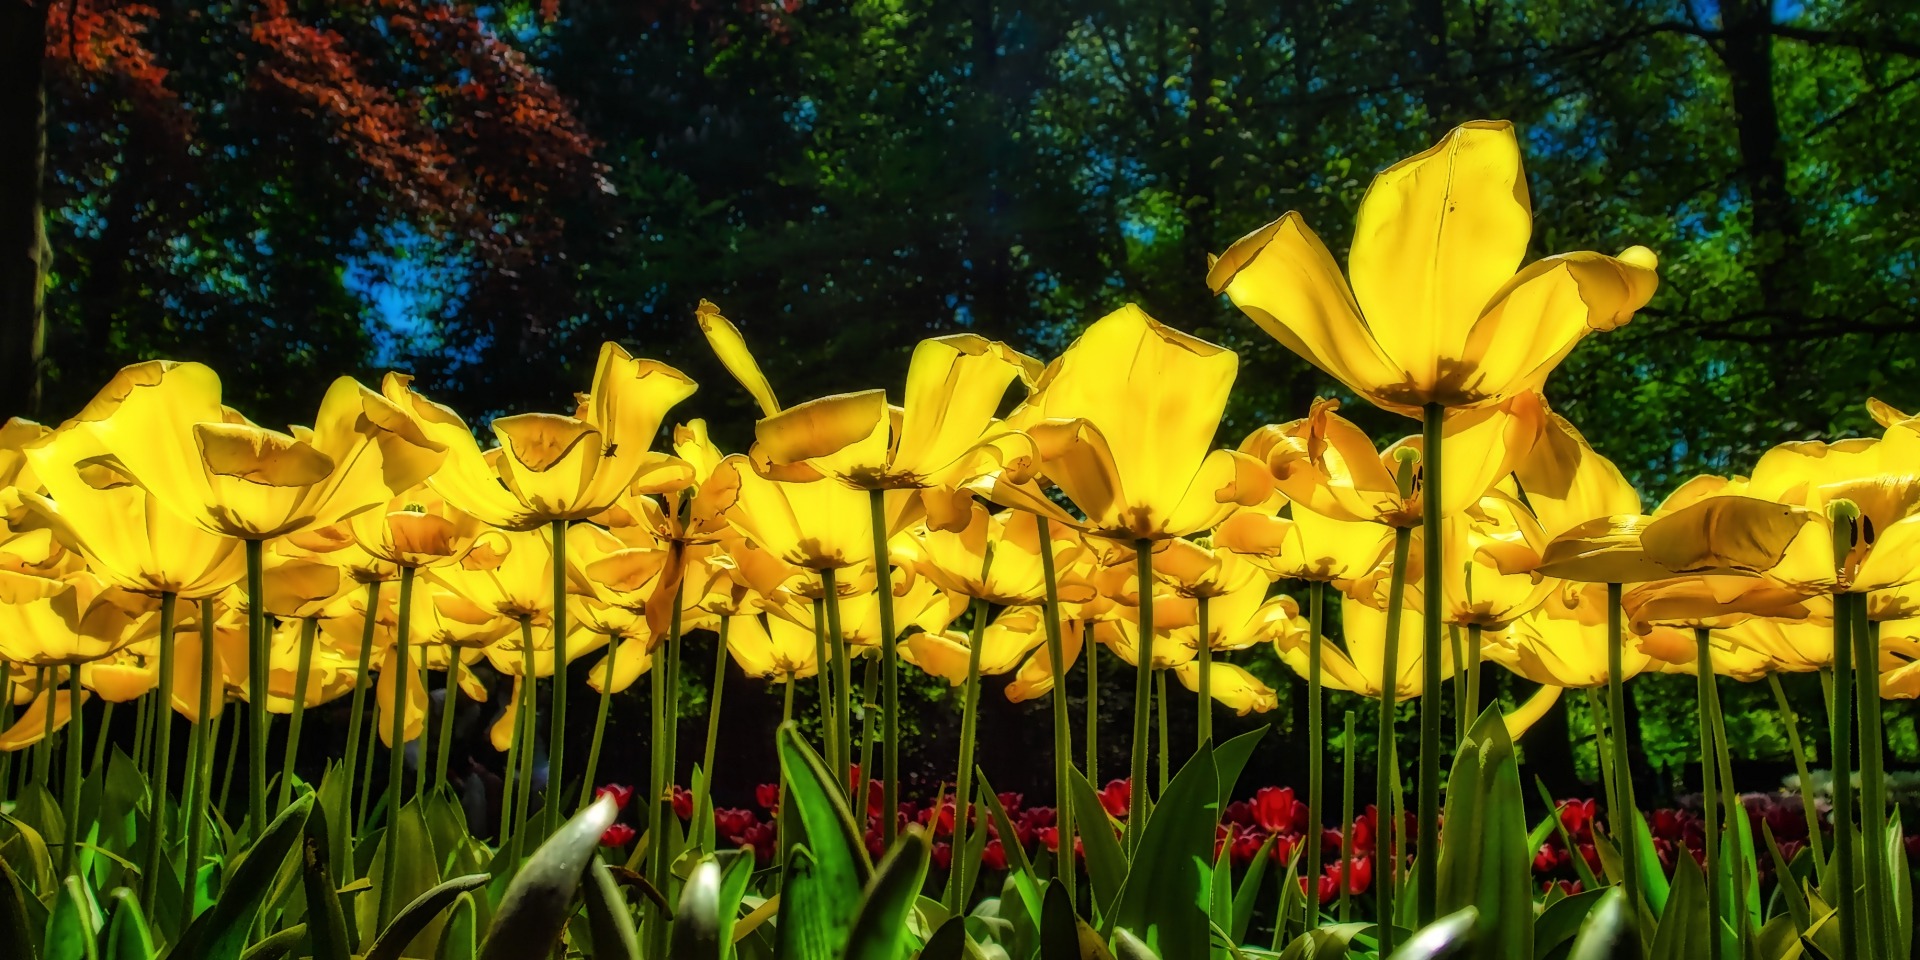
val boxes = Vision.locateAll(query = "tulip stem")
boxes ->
[130,689,148,786]
[1156,670,1170,793]
[1853,597,1893,959]
[184,599,217,910]
[548,520,569,833]
[1465,625,1483,740]
[868,488,902,849]
[1376,524,1412,953]
[1085,623,1099,784]
[810,598,834,775]
[36,667,54,786]
[1128,538,1155,851]
[415,651,430,802]
[1831,587,1862,960]
[1196,596,1213,749]
[343,580,381,833]
[1693,628,1724,960]
[948,594,990,914]
[856,651,878,811]
[821,567,852,796]
[1339,706,1356,925]
[1035,516,1075,904]
[438,652,463,795]
[512,624,538,869]
[218,703,240,821]
[1704,631,1751,956]
[380,566,416,927]
[1448,625,1466,744]
[1416,403,1444,927]
[1604,582,1642,917]
[245,540,269,835]
[703,617,730,819]
[62,670,82,879]
[663,575,687,826]
[355,690,378,834]
[1767,673,1825,866]
[1303,580,1325,935]
[90,701,113,777]
[646,627,670,948]
[278,617,318,812]
[578,643,615,813]
[140,592,177,905]
[501,677,522,849]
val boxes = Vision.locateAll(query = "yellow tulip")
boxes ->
[979,304,1270,541]
[425,526,555,624]
[1736,414,1920,593]
[348,485,492,571]
[898,621,1043,686]
[21,423,245,598]
[1432,490,1558,629]
[1213,507,1393,584]
[1208,120,1658,417]
[1151,536,1273,601]
[1273,595,1433,700]
[1001,608,1088,703]
[592,419,737,548]
[67,361,445,540]
[584,633,654,696]
[1621,575,1813,636]
[719,454,923,570]
[1485,584,1660,688]
[0,571,159,666]
[0,684,86,752]
[909,503,1096,605]
[1514,408,1642,542]
[381,342,697,531]
[726,613,816,682]
[1172,661,1276,715]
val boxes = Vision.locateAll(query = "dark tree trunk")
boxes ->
[0,1,49,420]
[1180,0,1218,327]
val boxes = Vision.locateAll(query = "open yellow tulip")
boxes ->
[909,503,1096,606]
[1207,120,1658,417]
[1172,661,1276,716]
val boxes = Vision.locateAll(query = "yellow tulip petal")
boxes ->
[1502,683,1562,740]
[1640,495,1815,575]
[752,390,890,484]
[891,335,1034,480]
[0,687,86,751]
[697,300,782,416]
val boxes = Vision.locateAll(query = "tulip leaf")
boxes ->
[1107,741,1218,960]
[2,810,58,898]
[1066,767,1126,921]
[1229,833,1276,945]
[45,875,101,960]
[0,850,41,960]
[1760,821,1811,932]
[1890,809,1912,960]
[1111,927,1161,960]
[1647,847,1710,960]
[237,923,305,960]
[1530,886,1606,960]
[979,773,1042,923]
[923,916,970,960]
[1276,922,1371,960]
[1209,728,1266,813]
[774,845,836,959]
[439,892,478,960]
[1531,781,1601,893]
[1209,841,1234,954]
[844,826,931,960]
[1565,887,1641,960]
[102,889,155,960]
[476,794,619,960]
[162,792,312,960]
[299,803,352,960]
[773,722,867,944]
[581,855,641,960]
[358,799,441,955]
[314,763,353,882]
[1434,706,1531,960]
[364,873,489,960]
[1386,906,1478,959]
[667,858,724,960]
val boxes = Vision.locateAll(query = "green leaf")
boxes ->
[2,810,58,898]
[1111,927,1160,960]
[163,793,313,960]
[714,850,755,950]
[1647,847,1710,960]
[1228,833,1276,945]
[844,827,931,960]
[776,723,869,898]
[102,889,155,960]
[1066,767,1126,921]
[978,773,1042,924]
[475,794,619,960]
[922,916,970,960]
[1760,821,1810,933]
[1433,707,1530,960]
[439,892,478,960]
[1208,841,1232,959]
[1531,886,1606,960]
[237,923,305,960]
[774,846,836,960]
[1276,922,1371,960]
[0,852,41,960]
[1386,907,1477,959]
[582,856,641,960]
[1889,808,1911,960]
[668,859,725,960]
[365,874,489,960]
[360,800,442,956]
[1108,742,1218,960]
[45,875,102,960]
[1565,887,1640,960]
[300,803,352,960]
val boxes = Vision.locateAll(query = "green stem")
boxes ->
[1303,580,1325,935]
[140,593,177,905]
[645,625,668,941]
[949,595,990,914]
[578,642,614,811]
[437,652,462,795]
[869,489,901,849]
[1156,670,1170,794]
[342,580,381,832]
[278,617,318,812]
[1035,516,1075,903]
[355,683,378,835]
[1605,582,1641,915]
[1831,588,1860,960]
[131,687,147,785]
[244,540,268,834]
[1339,707,1357,925]
[184,598,216,910]
[1376,525,1413,953]
[1704,630,1750,957]
[1465,626,1482,736]
[1854,596,1893,960]
[500,678,521,850]
[415,649,430,802]
[513,625,538,862]
[856,651,878,805]
[1768,673,1825,866]
[90,700,113,777]
[547,519,569,832]
[1694,628,1724,960]
[1196,596,1213,748]
[822,567,852,795]
[62,668,82,878]
[1086,623,1099,784]
[1449,625,1466,744]
[217,702,240,822]
[0,661,12,802]
[1416,402,1443,926]
[36,666,52,786]
[1128,538,1154,851]
[379,566,415,928]
[663,575,686,825]
[778,677,794,882]
[702,618,729,810]
[810,598,834,774]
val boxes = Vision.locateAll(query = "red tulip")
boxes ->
[600,822,636,847]
[595,783,635,810]
[1098,780,1131,819]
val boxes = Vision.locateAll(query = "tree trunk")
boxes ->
[0,1,49,420]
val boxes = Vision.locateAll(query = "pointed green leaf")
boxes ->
[1066,767,1126,920]
[1648,848,1710,960]
[844,827,931,960]
[979,773,1042,924]
[0,853,39,960]
[774,846,836,959]
[1111,927,1160,960]
[365,874,488,960]
[163,793,312,960]
[299,804,351,960]
[439,892,478,960]
[102,889,155,960]
[1565,887,1640,960]
[1531,886,1606,960]
[1433,707,1529,960]
[45,875,102,960]
[1210,728,1266,813]
[923,916,969,960]
[476,793,619,960]
[1386,907,1477,959]
[1108,743,1218,959]
[1229,833,1276,945]
[669,859,725,960]
[582,856,641,960]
